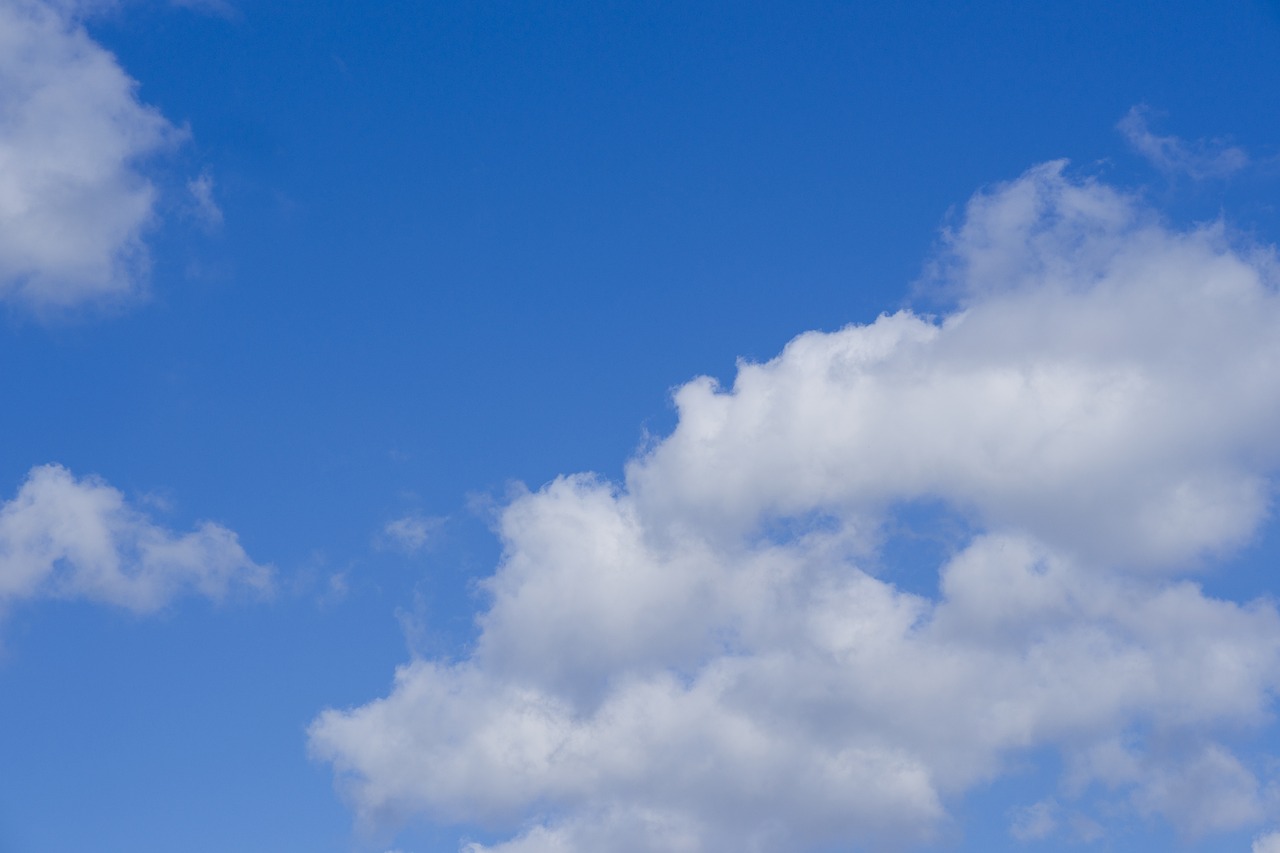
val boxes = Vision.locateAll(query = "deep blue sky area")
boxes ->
[2,2,1280,852]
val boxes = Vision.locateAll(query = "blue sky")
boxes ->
[2,1,1280,851]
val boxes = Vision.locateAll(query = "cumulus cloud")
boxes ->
[0,0,187,313]
[1257,830,1280,853]
[311,163,1280,851]
[0,463,271,612]
[1119,106,1249,180]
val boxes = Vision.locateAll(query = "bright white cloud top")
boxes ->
[310,163,1280,850]
[0,0,183,312]
[0,464,271,612]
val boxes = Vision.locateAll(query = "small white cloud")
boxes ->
[378,513,442,554]
[0,463,271,612]
[1118,106,1249,179]
[1255,830,1280,853]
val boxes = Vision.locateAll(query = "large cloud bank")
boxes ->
[311,163,1280,850]
[0,0,184,312]
[0,464,270,612]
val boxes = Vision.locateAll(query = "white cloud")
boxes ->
[311,163,1280,850]
[0,0,186,313]
[1119,105,1249,179]
[1256,830,1280,853]
[0,463,271,612]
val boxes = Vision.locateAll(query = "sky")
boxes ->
[2,1,1280,851]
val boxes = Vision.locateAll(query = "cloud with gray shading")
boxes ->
[311,162,1280,851]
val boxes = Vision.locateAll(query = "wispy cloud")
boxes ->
[186,170,223,230]
[377,513,443,554]
[1009,799,1058,842]
[1118,105,1249,179]
[311,163,1280,850]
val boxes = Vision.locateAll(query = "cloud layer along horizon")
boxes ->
[0,0,185,312]
[311,162,1280,851]
[0,464,270,613]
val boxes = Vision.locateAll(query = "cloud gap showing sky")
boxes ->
[311,162,1280,852]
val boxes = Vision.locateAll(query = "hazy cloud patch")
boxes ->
[186,170,222,230]
[1119,106,1250,180]
[378,513,443,554]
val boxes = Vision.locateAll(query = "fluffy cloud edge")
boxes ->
[0,0,198,314]
[0,463,271,613]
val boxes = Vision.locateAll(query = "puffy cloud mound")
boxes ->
[311,163,1280,850]
[0,464,271,612]
[0,0,184,312]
